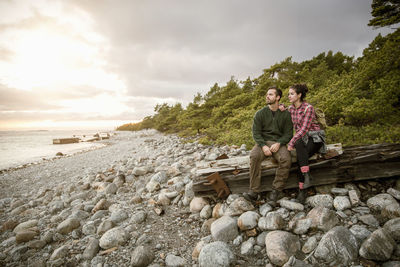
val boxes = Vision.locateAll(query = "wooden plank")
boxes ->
[195,143,343,175]
[193,161,400,197]
[53,138,80,144]
[193,143,400,197]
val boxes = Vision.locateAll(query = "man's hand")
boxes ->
[287,145,294,151]
[270,143,280,153]
[262,145,272,156]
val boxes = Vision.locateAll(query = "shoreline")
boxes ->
[0,130,155,199]
[0,141,111,175]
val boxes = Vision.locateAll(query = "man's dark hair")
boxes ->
[267,86,282,100]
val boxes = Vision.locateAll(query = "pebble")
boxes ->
[131,245,155,267]
[82,238,99,260]
[99,227,128,249]
[15,230,38,243]
[165,254,186,267]
[13,220,38,233]
[57,218,80,234]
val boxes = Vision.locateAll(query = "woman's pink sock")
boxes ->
[299,182,304,189]
[300,166,309,173]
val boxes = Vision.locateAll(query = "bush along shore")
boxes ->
[0,130,400,266]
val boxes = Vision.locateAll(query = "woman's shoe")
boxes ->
[303,172,313,189]
[296,190,306,204]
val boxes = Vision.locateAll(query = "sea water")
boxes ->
[0,130,109,170]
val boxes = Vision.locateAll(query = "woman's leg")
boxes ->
[295,138,323,192]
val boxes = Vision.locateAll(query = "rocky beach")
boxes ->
[0,130,400,267]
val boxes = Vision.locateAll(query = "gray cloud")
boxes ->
[0,0,395,129]
[0,83,105,111]
[70,0,390,102]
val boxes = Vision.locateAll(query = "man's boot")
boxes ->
[303,172,313,189]
[243,191,258,201]
[269,189,282,202]
[296,189,306,204]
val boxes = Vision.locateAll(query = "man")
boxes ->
[249,86,293,201]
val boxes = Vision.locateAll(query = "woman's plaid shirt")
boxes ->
[288,102,320,148]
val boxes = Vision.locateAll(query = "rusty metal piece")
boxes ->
[232,168,240,175]
[204,178,217,186]
[246,228,258,237]
[216,153,229,160]
[203,172,230,198]
[323,149,339,159]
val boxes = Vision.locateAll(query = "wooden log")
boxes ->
[53,138,80,144]
[193,143,400,197]
[195,143,343,175]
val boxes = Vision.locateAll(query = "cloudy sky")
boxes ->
[0,0,392,130]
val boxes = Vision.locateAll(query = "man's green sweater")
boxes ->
[252,106,293,147]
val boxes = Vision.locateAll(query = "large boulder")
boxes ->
[198,241,235,267]
[333,196,351,211]
[367,193,400,219]
[212,203,228,219]
[306,194,333,209]
[265,230,300,266]
[349,225,372,246]
[282,256,313,267]
[359,228,396,261]
[306,206,339,232]
[237,211,260,231]
[383,218,400,241]
[224,197,255,216]
[211,216,238,242]
[190,197,209,213]
[258,212,284,231]
[279,200,304,211]
[314,226,358,266]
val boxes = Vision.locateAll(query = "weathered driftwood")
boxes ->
[193,143,400,197]
[52,138,80,144]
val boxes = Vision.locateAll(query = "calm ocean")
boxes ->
[0,130,109,170]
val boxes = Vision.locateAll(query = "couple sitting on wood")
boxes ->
[248,84,326,204]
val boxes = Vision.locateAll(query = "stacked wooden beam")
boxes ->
[193,143,400,197]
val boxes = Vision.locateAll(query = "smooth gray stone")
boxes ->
[82,238,99,260]
[359,228,396,261]
[210,216,238,242]
[314,226,358,266]
[131,245,154,267]
[199,241,235,267]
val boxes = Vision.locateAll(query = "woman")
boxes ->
[287,84,326,203]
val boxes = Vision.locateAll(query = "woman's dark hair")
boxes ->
[290,84,308,101]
